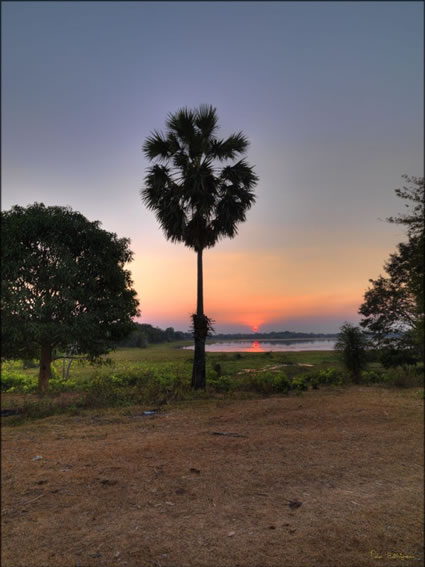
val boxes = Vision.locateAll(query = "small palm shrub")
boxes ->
[335,323,369,383]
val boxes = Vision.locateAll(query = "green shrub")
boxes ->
[273,372,291,393]
[243,372,271,394]
[361,369,389,384]
[142,371,190,402]
[242,371,290,395]
[291,376,308,392]
[83,374,126,407]
[109,369,150,388]
[81,366,193,408]
[49,378,81,392]
[304,367,344,389]
[1,370,37,393]
[318,368,342,385]
[208,375,235,393]
[390,368,423,388]
[361,366,423,388]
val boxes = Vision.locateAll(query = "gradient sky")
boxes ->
[2,1,424,333]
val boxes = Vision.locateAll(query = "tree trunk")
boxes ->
[191,248,206,390]
[38,344,52,393]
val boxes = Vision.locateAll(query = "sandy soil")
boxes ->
[1,387,424,567]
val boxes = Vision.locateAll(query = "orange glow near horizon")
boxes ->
[129,240,394,331]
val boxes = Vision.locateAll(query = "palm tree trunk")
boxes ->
[38,344,52,393]
[197,247,204,315]
[192,248,206,389]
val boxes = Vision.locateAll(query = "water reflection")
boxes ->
[183,339,336,352]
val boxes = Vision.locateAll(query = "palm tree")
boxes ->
[141,105,258,389]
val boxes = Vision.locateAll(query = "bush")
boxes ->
[81,366,192,408]
[304,367,344,389]
[1,370,37,393]
[49,378,81,392]
[390,367,424,388]
[274,372,291,393]
[83,374,126,407]
[208,375,235,393]
[243,371,290,395]
[380,347,420,369]
[361,366,423,388]
[291,376,308,392]
[361,369,390,384]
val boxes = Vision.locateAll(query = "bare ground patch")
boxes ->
[1,387,424,567]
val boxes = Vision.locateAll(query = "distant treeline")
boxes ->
[118,325,337,348]
[117,324,191,348]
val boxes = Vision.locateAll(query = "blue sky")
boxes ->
[2,1,423,333]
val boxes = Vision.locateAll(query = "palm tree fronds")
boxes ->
[141,106,258,251]
[166,107,196,142]
[195,105,218,138]
[141,165,174,209]
[173,151,190,171]
[220,159,258,190]
[210,132,249,161]
[143,131,172,161]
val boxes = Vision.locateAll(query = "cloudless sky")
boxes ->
[2,1,423,333]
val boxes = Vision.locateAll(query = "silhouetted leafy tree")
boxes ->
[335,323,368,383]
[141,105,258,388]
[1,203,139,392]
[359,176,424,364]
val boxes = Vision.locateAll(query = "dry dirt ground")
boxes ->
[1,387,424,567]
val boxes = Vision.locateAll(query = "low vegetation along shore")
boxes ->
[1,343,423,567]
[1,343,423,421]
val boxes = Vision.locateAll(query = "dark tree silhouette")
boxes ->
[1,203,140,392]
[335,323,369,383]
[359,176,424,364]
[141,105,258,389]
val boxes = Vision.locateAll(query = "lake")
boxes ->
[182,339,336,352]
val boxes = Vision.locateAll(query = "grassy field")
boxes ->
[0,344,343,417]
[2,386,423,567]
[1,342,423,423]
